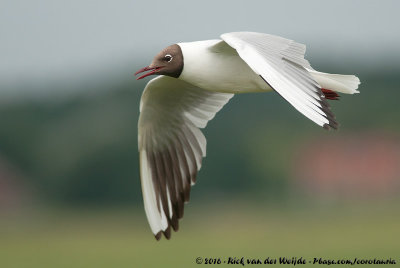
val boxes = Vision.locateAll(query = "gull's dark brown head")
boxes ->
[135,44,184,80]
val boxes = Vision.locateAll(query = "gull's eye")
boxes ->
[164,54,173,62]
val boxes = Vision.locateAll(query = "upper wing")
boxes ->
[138,75,233,240]
[221,32,338,129]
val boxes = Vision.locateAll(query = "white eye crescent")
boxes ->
[164,54,173,62]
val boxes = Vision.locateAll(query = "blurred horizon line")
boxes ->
[1,53,399,102]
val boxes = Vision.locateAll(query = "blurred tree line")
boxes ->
[0,68,399,207]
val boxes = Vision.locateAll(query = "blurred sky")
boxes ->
[1,0,400,95]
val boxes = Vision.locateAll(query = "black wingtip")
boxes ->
[171,216,179,232]
[323,121,339,131]
[154,226,174,240]
[184,186,191,203]
[163,226,171,240]
[154,231,162,241]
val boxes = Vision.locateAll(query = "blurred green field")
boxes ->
[1,201,398,268]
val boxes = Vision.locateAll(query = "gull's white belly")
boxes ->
[178,40,272,94]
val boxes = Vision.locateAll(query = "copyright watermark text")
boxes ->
[195,256,397,266]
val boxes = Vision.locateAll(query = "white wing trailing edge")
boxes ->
[138,76,233,240]
[221,32,339,129]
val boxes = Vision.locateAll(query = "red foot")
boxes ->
[321,88,340,100]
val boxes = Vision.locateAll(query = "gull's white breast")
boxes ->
[178,40,271,94]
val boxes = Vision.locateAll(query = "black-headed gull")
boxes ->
[135,32,360,240]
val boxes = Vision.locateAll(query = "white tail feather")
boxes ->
[308,70,360,94]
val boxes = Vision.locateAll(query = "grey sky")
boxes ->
[1,0,399,95]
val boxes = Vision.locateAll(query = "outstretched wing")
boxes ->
[138,75,233,240]
[221,32,338,129]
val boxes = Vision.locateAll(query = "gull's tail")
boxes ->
[309,70,361,95]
